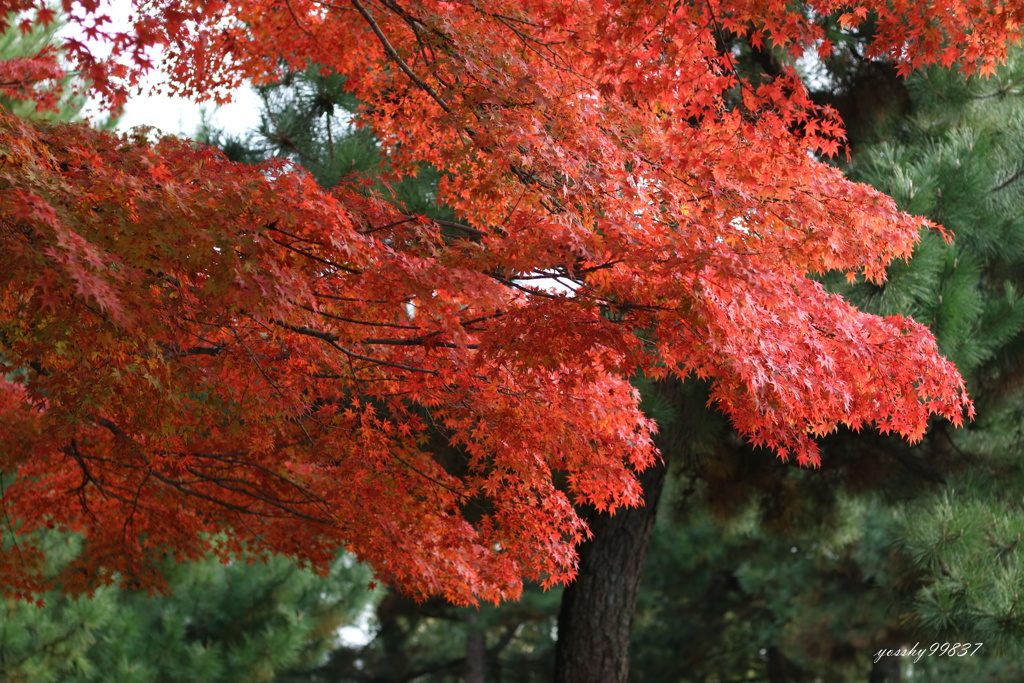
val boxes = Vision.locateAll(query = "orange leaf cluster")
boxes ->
[0,49,64,112]
[1,0,1010,602]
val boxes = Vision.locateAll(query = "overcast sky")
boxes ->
[109,85,264,139]
[64,0,262,139]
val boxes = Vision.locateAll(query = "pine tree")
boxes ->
[1,531,378,683]
[620,47,1024,683]
[197,65,450,221]
[841,49,1024,670]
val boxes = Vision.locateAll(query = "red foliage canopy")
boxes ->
[1,0,1011,602]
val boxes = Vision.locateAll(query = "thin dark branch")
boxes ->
[429,217,486,237]
[993,167,1024,194]
[283,0,315,37]
[296,302,421,330]
[356,217,417,234]
[146,468,335,525]
[87,414,127,438]
[275,320,441,375]
[360,336,478,349]
[270,238,363,275]
[350,0,454,114]
[156,340,229,358]
[264,219,327,246]
[313,292,392,304]
[236,336,315,445]
[489,274,561,299]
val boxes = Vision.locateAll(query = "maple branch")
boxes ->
[120,468,152,548]
[235,336,316,445]
[356,217,417,234]
[575,259,626,274]
[88,414,127,438]
[146,467,335,525]
[428,217,486,237]
[361,337,479,349]
[164,447,336,515]
[77,409,334,521]
[345,2,574,220]
[184,468,326,512]
[389,449,467,498]
[275,320,441,374]
[283,0,315,37]
[276,321,341,343]
[375,0,426,33]
[270,238,363,275]
[296,307,499,338]
[263,220,328,246]
[350,0,453,114]
[155,341,229,358]
[375,0,457,89]
[313,292,392,304]
[490,12,576,75]
[489,273,562,299]
[296,302,421,329]
[62,439,106,507]
[458,311,505,328]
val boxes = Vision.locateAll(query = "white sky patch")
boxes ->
[108,84,263,138]
[795,47,835,93]
[337,602,377,647]
[59,0,262,138]
[729,216,750,234]
[515,275,581,297]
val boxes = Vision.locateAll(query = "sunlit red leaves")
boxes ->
[665,266,972,467]
[0,0,1014,602]
[0,112,660,602]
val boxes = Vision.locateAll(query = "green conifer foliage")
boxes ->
[198,64,451,222]
[1,532,377,683]
[836,51,1024,664]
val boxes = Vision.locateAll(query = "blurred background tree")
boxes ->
[0,530,378,683]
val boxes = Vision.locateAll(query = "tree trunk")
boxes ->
[553,379,684,683]
[869,657,901,683]
[464,610,487,683]
[552,459,668,683]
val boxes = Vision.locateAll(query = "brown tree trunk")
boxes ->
[766,645,794,683]
[870,657,901,683]
[553,460,667,683]
[553,379,683,683]
[464,610,487,683]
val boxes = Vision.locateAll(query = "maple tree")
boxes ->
[0,0,1012,604]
